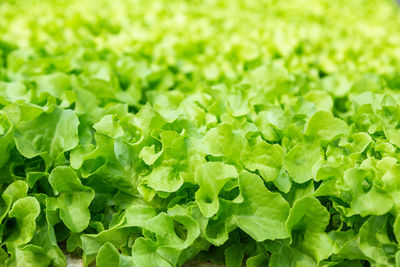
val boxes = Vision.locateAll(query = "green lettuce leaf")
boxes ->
[47,166,94,233]
[14,107,79,159]
[195,162,238,218]
[233,171,290,241]
[4,196,40,251]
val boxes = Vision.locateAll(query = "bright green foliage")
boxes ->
[1,0,400,266]
[14,108,80,159]
[47,166,95,233]
[234,171,290,241]
[195,162,238,218]
[96,243,121,267]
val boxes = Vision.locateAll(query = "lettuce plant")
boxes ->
[1,0,400,266]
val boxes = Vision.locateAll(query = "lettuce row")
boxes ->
[1,0,400,266]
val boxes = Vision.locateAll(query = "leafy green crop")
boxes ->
[1,0,400,266]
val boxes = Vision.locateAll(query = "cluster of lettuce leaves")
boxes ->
[2,0,400,266]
